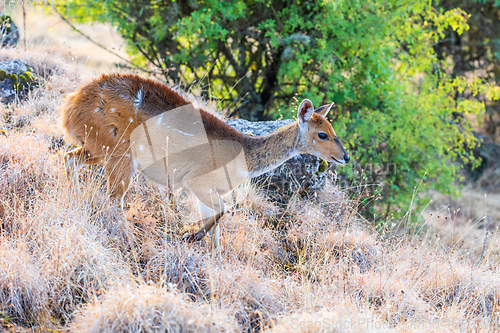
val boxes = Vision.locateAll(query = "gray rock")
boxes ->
[0,60,37,104]
[227,118,329,202]
[0,59,30,74]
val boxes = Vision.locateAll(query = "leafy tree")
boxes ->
[436,0,500,141]
[55,0,500,220]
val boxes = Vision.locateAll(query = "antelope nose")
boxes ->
[344,155,350,163]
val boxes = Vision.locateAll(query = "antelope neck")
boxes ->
[240,122,303,177]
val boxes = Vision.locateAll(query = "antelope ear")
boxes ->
[315,102,334,118]
[298,99,314,125]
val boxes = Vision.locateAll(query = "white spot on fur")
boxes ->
[129,117,133,123]
[93,108,100,113]
[122,139,126,143]
[134,86,144,112]
[313,139,316,144]
[110,108,115,113]
[139,145,144,151]
[120,94,128,100]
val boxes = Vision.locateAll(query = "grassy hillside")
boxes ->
[0,8,500,330]
[0,45,499,332]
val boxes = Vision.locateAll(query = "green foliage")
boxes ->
[437,0,500,140]
[56,0,499,220]
[0,14,13,34]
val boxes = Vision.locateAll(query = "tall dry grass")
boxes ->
[0,48,499,332]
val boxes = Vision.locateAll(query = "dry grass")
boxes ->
[9,8,128,74]
[70,285,238,332]
[0,43,500,333]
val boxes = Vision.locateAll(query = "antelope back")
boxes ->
[61,74,191,159]
[61,74,249,195]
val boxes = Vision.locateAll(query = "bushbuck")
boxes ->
[61,74,349,248]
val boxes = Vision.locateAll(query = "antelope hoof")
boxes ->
[182,230,206,242]
[182,232,197,242]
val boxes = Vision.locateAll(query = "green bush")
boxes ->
[56,0,500,221]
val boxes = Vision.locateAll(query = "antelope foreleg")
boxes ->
[182,191,225,248]
[187,211,223,242]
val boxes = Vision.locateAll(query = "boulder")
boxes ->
[0,60,39,104]
[227,118,329,202]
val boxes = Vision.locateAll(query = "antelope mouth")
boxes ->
[331,157,346,165]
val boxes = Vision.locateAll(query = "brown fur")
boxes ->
[61,74,349,246]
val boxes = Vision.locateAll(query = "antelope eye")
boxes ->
[318,132,328,140]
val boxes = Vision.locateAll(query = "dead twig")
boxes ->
[477,215,490,267]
